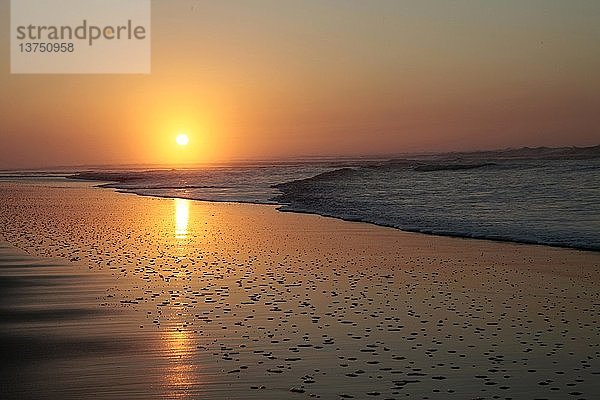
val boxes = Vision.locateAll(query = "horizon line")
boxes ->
[2,143,599,172]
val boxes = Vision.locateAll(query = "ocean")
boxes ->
[4,146,599,251]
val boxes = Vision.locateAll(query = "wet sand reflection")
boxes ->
[162,325,198,398]
[175,198,189,239]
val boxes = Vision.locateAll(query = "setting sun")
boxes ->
[175,134,189,146]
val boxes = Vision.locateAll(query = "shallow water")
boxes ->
[273,158,600,251]
[53,149,600,250]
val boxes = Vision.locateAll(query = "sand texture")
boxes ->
[1,181,599,399]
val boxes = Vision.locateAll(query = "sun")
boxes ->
[176,133,189,146]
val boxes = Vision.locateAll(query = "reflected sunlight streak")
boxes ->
[175,198,190,239]
[162,327,197,398]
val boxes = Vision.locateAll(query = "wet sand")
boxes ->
[1,181,599,399]
[0,241,161,399]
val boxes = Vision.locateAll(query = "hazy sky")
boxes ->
[1,0,599,168]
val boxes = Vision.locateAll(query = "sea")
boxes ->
[2,146,599,251]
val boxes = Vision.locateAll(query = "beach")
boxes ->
[1,180,599,399]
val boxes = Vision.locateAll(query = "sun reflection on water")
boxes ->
[175,198,190,239]
[162,327,197,398]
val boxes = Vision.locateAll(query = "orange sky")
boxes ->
[1,0,599,169]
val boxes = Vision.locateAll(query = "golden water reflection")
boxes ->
[162,326,197,398]
[175,198,190,239]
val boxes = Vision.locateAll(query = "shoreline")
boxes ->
[104,183,600,253]
[6,161,599,253]
[1,180,600,399]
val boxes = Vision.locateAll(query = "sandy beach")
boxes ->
[1,180,599,399]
